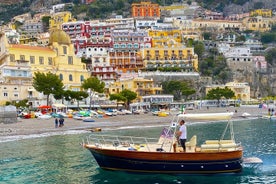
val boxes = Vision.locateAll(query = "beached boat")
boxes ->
[82,112,257,174]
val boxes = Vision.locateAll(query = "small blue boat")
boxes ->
[83,118,95,122]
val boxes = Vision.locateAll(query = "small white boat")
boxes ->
[241,112,251,118]
[37,114,52,119]
[179,112,234,121]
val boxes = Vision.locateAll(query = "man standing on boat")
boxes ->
[177,120,187,152]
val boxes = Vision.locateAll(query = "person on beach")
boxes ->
[177,120,187,152]
[55,118,58,128]
[59,118,64,127]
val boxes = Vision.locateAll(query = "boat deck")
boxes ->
[83,134,241,153]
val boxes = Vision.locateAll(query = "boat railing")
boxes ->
[85,134,161,152]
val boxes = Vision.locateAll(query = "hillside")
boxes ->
[1,0,275,24]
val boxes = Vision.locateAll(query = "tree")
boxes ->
[265,48,276,65]
[162,80,196,101]
[33,72,64,106]
[120,89,137,109]
[71,91,89,109]
[206,87,235,106]
[81,77,105,109]
[109,93,127,109]
[193,41,205,59]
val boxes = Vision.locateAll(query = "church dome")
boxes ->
[49,29,71,45]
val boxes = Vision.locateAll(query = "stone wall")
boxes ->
[0,105,17,124]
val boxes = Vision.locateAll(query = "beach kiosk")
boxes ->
[52,104,67,113]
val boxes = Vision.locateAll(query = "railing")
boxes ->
[84,134,160,152]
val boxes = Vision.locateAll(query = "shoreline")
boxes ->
[0,106,267,140]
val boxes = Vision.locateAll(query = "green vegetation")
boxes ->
[110,89,137,109]
[206,87,235,105]
[265,48,276,66]
[32,72,64,106]
[81,76,105,93]
[162,80,196,101]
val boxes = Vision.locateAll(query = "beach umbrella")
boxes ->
[38,105,51,109]
[58,114,64,118]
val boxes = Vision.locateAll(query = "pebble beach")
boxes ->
[0,105,267,138]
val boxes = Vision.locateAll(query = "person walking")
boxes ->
[177,120,187,152]
[55,118,58,128]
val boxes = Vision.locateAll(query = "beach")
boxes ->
[0,105,267,137]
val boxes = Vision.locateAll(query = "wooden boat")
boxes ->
[82,112,244,174]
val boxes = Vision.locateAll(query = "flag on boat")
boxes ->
[160,127,174,138]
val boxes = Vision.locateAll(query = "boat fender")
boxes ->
[128,147,137,151]
[156,148,164,152]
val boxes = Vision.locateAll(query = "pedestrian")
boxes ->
[177,120,187,152]
[55,118,58,128]
[59,118,64,127]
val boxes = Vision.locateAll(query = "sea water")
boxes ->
[0,118,276,184]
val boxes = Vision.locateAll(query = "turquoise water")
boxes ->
[1,119,276,184]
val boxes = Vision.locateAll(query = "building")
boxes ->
[140,44,198,72]
[109,51,144,73]
[250,9,273,18]
[131,1,160,18]
[0,29,89,107]
[205,81,251,101]
[107,77,162,102]
[243,16,273,32]
[49,11,76,30]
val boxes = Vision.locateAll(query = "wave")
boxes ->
[0,130,89,143]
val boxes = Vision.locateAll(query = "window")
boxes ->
[39,57,44,64]
[48,57,53,65]
[20,55,25,60]
[59,74,63,80]
[30,56,35,64]
[4,92,8,97]
[80,75,84,82]
[10,54,15,62]
[68,56,73,65]
[63,46,67,54]
[69,74,73,81]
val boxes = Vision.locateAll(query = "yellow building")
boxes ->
[0,29,89,106]
[250,9,272,18]
[140,43,198,72]
[148,29,182,46]
[205,81,250,101]
[49,11,76,30]
[243,16,273,32]
[107,77,162,102]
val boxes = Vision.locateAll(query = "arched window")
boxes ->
[59,74,63,80]
[69,74,73,81]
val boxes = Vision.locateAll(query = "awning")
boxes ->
[38,105,51,109]
[52,104,67,108]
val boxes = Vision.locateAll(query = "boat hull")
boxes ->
[85,146,243,174]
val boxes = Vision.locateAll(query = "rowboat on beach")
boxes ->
[82,112,260,174]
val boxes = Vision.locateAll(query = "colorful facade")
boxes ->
[148,29,182,46]
[131,1,160,18]
[140,44,198,72]
[250,9,273,18]
[49,11,76,30]
[109,51,144,73]
[243,16,273,32]
[107,77,162,102]
[0,29,89,106]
